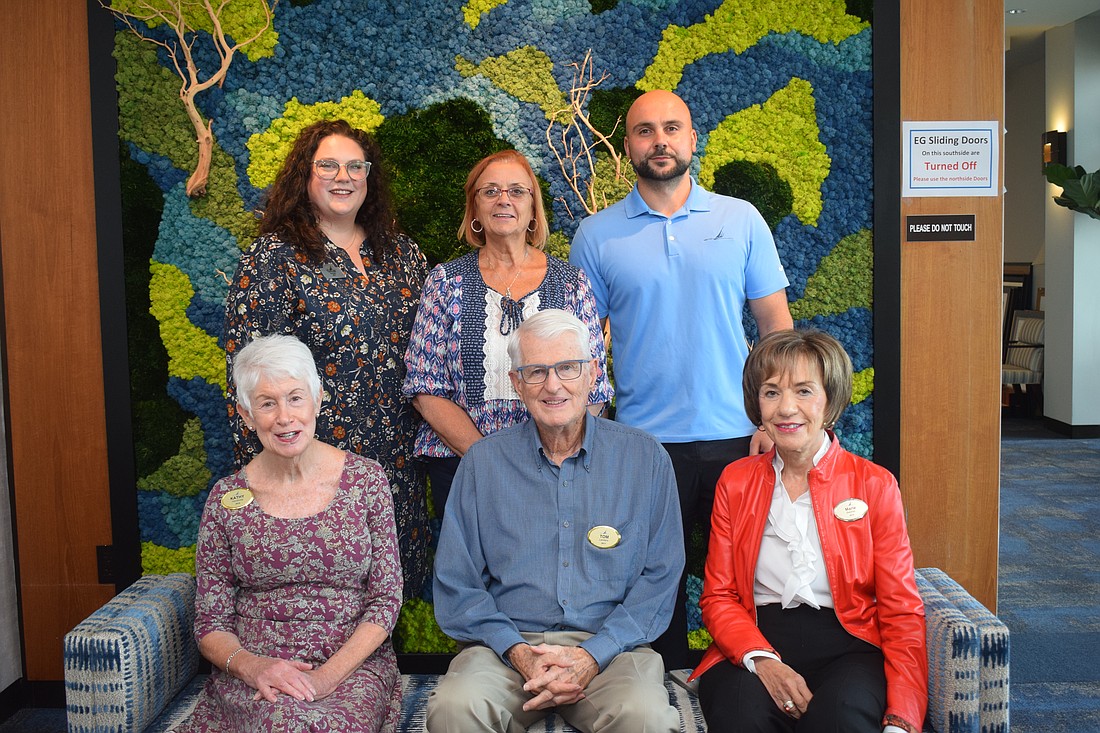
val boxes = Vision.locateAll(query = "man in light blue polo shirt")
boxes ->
[570,89,793,671]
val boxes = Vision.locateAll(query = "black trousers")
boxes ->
[652,436,751,670]
[424,456,462,521]
[697,604,887,733]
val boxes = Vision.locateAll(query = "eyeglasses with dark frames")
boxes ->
[514,359,589,384]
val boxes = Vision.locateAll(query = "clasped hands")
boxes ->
[236,652,339,704]
[508,643,599,711]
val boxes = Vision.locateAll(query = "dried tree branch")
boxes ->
[100,0,276,197]
[545,50,631,218]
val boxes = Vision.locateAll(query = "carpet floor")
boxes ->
[3,415,1096,732]
[997,416,1100,732]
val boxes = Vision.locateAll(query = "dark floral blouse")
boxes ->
[223,231,430,599]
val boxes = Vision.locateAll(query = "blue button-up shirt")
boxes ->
[433,413,684,670]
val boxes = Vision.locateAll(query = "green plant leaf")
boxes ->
[1079,172,1099,202]
[1043,163,1077,186]
[1045,164,1100,220]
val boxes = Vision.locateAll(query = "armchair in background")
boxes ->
[1002,309,1044,417]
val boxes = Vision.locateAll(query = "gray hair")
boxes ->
[233,334,322,414]
[507,309,593,369]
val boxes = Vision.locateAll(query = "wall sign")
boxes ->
[905,215,976,242]
[903,121,1000,197]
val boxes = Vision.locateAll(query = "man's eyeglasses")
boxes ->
[312,159,371,181]
[477,185,533,201]
[514,359,589,385]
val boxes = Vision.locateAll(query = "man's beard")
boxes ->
[631,151,690,181]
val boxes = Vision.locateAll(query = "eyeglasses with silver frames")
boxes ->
[477,185,533,201]
[312,159,371,181]
[514,359,589,385]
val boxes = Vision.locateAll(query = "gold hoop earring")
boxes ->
[527,220,537,232]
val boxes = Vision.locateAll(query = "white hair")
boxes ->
[507,309,592,369]
[232,334,322,413]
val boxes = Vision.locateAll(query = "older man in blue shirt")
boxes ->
[427,309,684,733]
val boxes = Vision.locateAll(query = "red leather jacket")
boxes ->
[689,436,927,733]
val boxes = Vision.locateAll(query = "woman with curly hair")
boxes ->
[224,119,429,599]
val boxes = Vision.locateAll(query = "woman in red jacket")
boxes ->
[690,329,926,733]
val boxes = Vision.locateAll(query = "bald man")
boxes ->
[570,90,794,671]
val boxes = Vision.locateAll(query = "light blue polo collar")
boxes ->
[623,177,712,219]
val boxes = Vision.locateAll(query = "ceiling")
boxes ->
[1005,0,1100,67]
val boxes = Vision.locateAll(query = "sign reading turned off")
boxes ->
[903,121,999,197]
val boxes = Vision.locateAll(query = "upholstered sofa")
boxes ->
[63,568,1008,732]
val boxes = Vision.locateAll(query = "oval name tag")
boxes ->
[587,525,622,549]
[833,498,868,522]
[221,488,254,510]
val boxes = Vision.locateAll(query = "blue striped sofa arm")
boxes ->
[64,574,199,733]
[918,568,1010,733]
[916,568,1010,733]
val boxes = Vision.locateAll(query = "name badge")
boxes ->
[320,261,347,280]
[833,498,868,522]
[587,525,621,549]
[221,488,254,510]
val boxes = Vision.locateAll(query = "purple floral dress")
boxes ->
[224,231,429,598]
[173,453,402,733]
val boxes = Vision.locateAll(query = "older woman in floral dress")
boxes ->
[174,334,402,733]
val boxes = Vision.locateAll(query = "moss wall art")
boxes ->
[113,0,875,653]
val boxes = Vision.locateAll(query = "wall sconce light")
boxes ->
[1042,130,1066,171]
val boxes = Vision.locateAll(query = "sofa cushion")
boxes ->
[919,568,1010,733]
[917,569,982,733]
[64,574,199,733]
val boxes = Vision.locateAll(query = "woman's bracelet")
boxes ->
[225,646,246,676]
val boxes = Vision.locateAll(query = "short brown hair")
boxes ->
[457,149,549,250]
[742,328,853,429]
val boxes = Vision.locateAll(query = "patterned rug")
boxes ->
[998,417,1100,732]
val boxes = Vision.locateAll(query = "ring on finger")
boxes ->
[783,699,796,713]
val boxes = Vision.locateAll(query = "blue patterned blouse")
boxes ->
[402,251,613,458]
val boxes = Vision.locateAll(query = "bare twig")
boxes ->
[100,0,276,197]
[545,50,630,217]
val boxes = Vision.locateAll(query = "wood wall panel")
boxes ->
[0,1,115,679]
[899,0,1004,609]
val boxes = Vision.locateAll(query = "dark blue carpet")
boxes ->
[0,708,65,732]
[999,416,1100,732]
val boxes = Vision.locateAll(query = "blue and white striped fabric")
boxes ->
[919,568,1010,733]
[64,574,199,733]
[1003,311,1044,385]
[918,569,982,732]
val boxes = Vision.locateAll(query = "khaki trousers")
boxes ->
[425,631,678,733]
